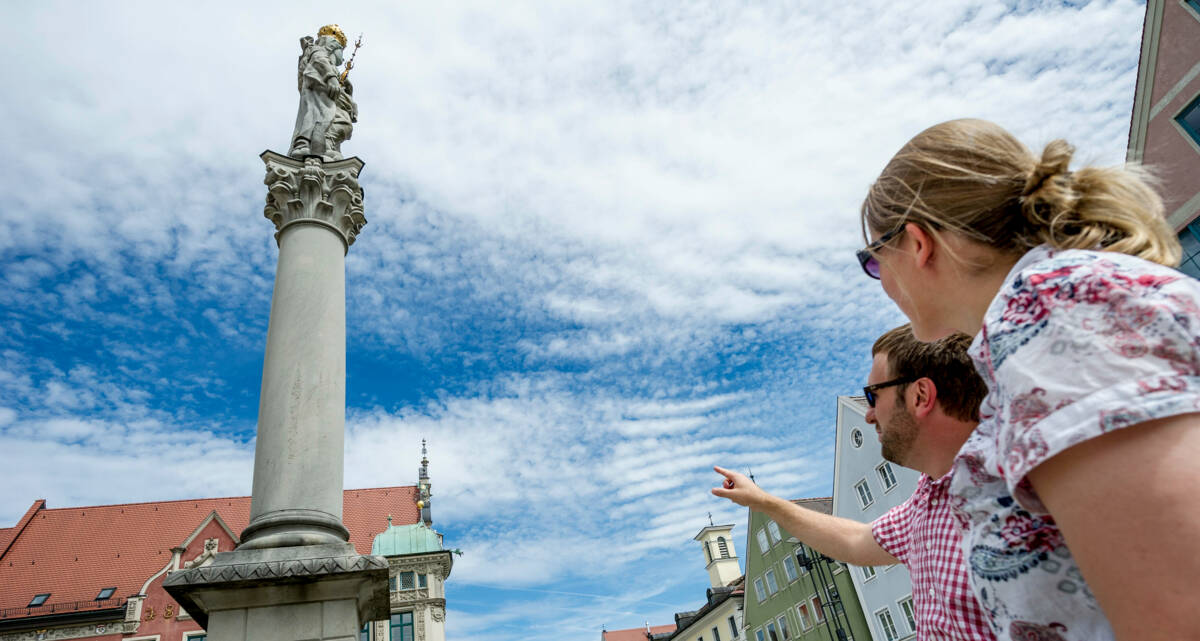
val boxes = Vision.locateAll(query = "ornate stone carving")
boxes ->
[431,606,444,622]
[290,27,358,162]
[0,621,123,641]
[184,538,220,569]
[262,151,366,250]
[164,551,387,587]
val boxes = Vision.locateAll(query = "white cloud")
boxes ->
[0,2,1152,639]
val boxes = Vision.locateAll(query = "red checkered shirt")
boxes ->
[872,473,995,641]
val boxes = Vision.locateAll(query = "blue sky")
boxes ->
[0,1,1147,639]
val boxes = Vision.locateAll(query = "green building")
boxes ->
[742,498,872,641]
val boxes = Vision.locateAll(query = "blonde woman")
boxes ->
[858,119,1200,641]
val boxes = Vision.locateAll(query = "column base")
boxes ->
[239,509,352,549]
[163,543,389,639]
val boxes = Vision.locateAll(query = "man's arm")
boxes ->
[1026,413,1200,641]
[712,466,898,567]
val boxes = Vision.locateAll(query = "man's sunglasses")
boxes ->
[863,376,917,407]
[855,226,906,279]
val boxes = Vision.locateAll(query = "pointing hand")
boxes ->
[711,465,768,509]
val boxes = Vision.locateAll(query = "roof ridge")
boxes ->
[0,500,46,561]
[33,486,418,513]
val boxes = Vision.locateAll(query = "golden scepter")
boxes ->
[339,33,363,84]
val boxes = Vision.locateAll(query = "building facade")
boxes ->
[0,450,447,641]
[607,523,744,641]
[1128,0,1200,274]
[742,500,872,641]
[662,524,745,641]
[832,396,920,641]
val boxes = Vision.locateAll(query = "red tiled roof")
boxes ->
[0,487,419,613]
[604,625,676,641]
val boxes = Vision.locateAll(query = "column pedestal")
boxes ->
[165,543,389,639]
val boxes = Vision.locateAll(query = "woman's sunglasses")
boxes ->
[855,226,906,279]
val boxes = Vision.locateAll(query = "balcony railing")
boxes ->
[0,598,126,620]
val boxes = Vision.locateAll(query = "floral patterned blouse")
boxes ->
[949,245,1200,641]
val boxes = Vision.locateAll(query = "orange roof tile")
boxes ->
[0,487,419,614]
[604,625,676,641]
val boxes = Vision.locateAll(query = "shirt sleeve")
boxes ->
[871,491,917,563]
[984,257,1200,513]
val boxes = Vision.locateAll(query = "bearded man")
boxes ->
[713,326,995,640]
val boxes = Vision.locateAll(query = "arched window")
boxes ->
[705,540,713,563]
[717,536,730,558]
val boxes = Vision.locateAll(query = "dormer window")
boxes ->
[28,594,50,607]
[96,587,116,600]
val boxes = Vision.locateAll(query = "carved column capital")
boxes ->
[261,151,367,251]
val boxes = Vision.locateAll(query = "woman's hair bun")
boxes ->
[1022,139,1074,200]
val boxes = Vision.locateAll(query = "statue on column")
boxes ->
[290,25,358,161]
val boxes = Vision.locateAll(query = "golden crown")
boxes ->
[318,24,347,47]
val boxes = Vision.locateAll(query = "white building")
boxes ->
[831,396,920,641]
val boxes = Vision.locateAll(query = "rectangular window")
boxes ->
[359,623,370,641]
[796,604,812,630]
[728,615,738,639]
[712,626,721,641]
[793,547,809,574]
[776,615,790,640]
[861,565,877,580]
[754,578,766,603]
[95,587,116,600]
[389,576,397,591]
[782,554,798,582]
[764,568,779,594]
[418,574,428,588]
[389,612,414,641]
[827,584,844,614]
[766,520,782,544]
[755,629,765,641]
[875,609,899,641]
[1176,93,1200,147]
[898,596,916,634]
[399,571,415,590]
[187,635,206,641]
[756,529,770,554]
[765,621,779,641]
[27,594,49,607]
[876,462,898,491]
[854,479,874,508]
[811,595,825,622]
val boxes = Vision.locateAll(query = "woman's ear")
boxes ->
[904,222,935,269]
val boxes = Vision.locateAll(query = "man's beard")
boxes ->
[880,401,919,466]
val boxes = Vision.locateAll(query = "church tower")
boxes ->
[369,442,452,641]
[417,439,432,526]
[693,523,741,588]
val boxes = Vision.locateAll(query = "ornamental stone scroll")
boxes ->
[261,151,367,250]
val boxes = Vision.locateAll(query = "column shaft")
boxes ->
[242,222,349,548]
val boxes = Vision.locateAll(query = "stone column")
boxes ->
[239,150,366,549]
[164,152,387,641]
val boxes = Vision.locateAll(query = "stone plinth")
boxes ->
[163,543,390,640]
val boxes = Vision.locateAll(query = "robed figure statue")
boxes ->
[290,25,357,161]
